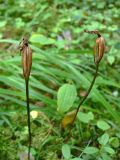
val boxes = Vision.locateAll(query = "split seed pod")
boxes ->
[84,30,105,65]
[19,38,32,79]
[94,36,105,65]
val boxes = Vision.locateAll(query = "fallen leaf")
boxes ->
[61,110,76,129]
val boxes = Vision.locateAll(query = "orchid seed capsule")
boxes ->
[84,30,105,64]
[94,36,105,64]
[19,38,32,79]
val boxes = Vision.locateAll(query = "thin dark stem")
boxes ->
[67,63,99,141]
[25,78,31,160]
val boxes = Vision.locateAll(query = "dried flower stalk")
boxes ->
[67,30,105,139]
[19,37,32,160]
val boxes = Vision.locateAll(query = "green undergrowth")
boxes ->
[0,0,120,160]
[0,98,120,160]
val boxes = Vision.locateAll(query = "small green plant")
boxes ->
[61,132,119,160]
[82,132,117,160]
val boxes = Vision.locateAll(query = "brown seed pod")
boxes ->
[19,38,32,79]
[84,29,105,64]
[94,36,105,64]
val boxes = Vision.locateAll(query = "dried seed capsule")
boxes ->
[19,38,32,79]
[84,29,105,64]
[94,36,105,64]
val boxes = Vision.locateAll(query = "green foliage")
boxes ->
[30,34,56,45]
[0,0,120,160]
[109,137,119,148]
[57,83,77,113]
[97,120,111,131]
[77,111,94,123]
[83,147,99,154]
[62,144,71,159]
[98,133,109,146]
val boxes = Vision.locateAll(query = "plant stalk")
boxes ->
[68,63,99,139]
[25,78,31,160]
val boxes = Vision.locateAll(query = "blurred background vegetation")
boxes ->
[0,0,120,160]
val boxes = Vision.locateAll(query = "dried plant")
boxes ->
[19,37,32,160]
[68,30,105,137]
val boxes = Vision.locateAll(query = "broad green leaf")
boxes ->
[30,34,55,45]
[98,133,109,146]
[83,147,99,154]
[57,84,77,113]
[77,112,94,123]
[104,147,115,155]
[62,144,71,159]
[109,137,119,148]
[97,120,110,131]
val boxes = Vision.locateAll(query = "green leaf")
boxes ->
[57,84,77,113]
[62,144,71,159]
[83,147,99,154]
[72,158,83,160]
[77,112,94,123]
[109,137,119,148]
[104,147,115,155]
[97,120,110,131]
[107,55,115,65]
[98,133,109,146]
[101,153,112,160]
[30,34,55,45]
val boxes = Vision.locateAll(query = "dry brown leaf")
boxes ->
[61,110,76,129]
